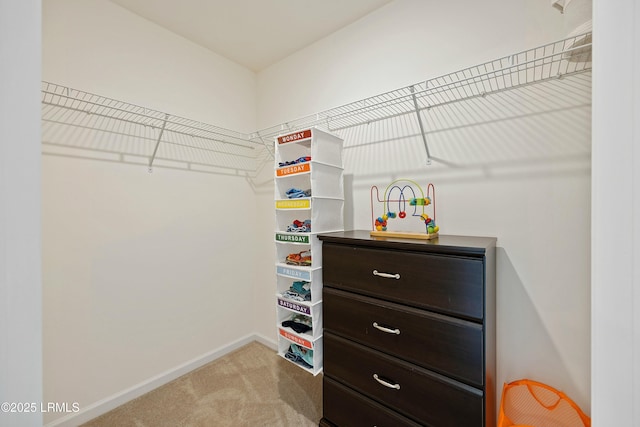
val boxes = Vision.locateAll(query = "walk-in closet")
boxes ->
[2,0,638,426]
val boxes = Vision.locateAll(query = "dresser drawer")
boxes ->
[323,376,422,427]
[324,333,484,426]
[322,243,485,320]
[323,287,484,387]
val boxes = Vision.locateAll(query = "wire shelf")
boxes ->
[251,32,592,143]
[41,81,267,175]
[41,32,591,174]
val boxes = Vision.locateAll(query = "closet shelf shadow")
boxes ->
[41,31,591,175]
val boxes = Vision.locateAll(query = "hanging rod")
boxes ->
[41,81,276,175]
[251,31,592,144]
[41,31,591,174]
[41,82,256,149]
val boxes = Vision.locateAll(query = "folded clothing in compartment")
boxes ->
[285,188,311,199]
[282,313,312,334]
[282,281,311,302]
[284,343,313,369]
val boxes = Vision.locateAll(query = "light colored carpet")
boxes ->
[81,341,322,427]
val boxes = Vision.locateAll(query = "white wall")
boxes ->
[6,0,640,425]
[0,1,43,427]
[43,0,255,129]
[257,0,592,414]
[42,1,260,424]
[591,0,640,425]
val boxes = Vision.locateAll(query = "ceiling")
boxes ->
[109,0,393,72]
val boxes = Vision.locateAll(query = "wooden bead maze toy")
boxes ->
[370,179,439,240]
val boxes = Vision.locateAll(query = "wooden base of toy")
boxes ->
[370,231,439,240]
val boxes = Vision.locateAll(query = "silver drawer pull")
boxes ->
[373,374,400,390]
[372,270,400,280]
[372,322,400,335]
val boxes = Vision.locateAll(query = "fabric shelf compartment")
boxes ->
[275,236,323,268]
[275,128,343,169]
[277,300,323,341]
[275,199,344,233]
[278,330,324,376]
[276,274,323,306]
[275,162,344,200]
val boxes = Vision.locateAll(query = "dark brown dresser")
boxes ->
[318,230,496,427]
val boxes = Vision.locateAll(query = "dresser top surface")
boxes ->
[318,230,496,257]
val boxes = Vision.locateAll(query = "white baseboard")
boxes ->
[253,332,277,351]
[45,334,275,427]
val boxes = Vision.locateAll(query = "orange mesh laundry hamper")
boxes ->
[498,379,590,427]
